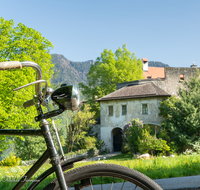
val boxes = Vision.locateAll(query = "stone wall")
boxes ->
[161,67,200,95]
[117,67,200,96]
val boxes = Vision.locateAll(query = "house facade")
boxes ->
[93,59,200,152]
[97,82,170,152]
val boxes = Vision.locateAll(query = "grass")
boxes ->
[107,152,133,160]
[106,153,200,179]
[1,153,200,189]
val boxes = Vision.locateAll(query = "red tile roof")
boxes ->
[142,58,148,62]
[143,67,165,79]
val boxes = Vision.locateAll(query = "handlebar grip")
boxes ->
[23,99,34,109]
[0,61,22,70]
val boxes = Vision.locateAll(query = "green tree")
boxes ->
[79,44,144,117]
[65,104,96,153]
[159,70,200,152]
[0,17,54,151]
[14,136,46,160]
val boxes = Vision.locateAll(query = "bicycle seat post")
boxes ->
[33,95,69,190]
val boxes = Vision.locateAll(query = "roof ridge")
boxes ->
[151,82,171,95]
[97,82,171,102]
[97,86,127,100]
[151,82,159,95]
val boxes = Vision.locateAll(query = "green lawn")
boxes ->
[1,153,200,189]
[106,153,200,179]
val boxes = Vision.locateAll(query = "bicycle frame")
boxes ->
[0,61,80,190]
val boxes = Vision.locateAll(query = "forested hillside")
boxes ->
[50,54,169,86]
[148,61,169,67]
[51,54,94,85]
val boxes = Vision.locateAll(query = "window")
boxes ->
[142,104,148,114]
[180,74,184,82]
[122,105,127,115]
[108,106,113,116]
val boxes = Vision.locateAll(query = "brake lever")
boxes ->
[13,80,48,103]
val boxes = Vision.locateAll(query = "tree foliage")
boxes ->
[79,44,144,117]
[122,119,144,154]
[122,118,170,155]
[65,104,96,153]
[14,136,46,160]
[138,129,170,155]
[0,17,53,151]
[159,71,200,152]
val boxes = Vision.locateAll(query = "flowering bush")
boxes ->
[122,118,147,154]
[122,118,170,155]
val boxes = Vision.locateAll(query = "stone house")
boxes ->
[97,82,170,151]
[92,59,200,152]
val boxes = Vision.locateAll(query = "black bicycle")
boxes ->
[0,61,163,190]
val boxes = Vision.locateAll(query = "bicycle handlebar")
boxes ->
[0,61,22,70]
[0,61,43,105]
[21,61,43,97]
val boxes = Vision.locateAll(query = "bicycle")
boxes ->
[0,61,163,190]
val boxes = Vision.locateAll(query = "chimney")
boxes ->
[190,61,197,68]
[142,58,148,71]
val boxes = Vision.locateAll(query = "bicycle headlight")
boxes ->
[51,84,79,111]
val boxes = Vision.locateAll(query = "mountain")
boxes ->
[51,54,94,85]
[148,61,169,67]
[50,54,169,86]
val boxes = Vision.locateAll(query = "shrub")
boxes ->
[0,153,21,166]
[121,142,130,154]
[96,139,105,150]
[157,128,179,154]
[183,141,200,155]
[79,136,97,150]
[193,141,200,153]
[122,119,151,153]
[85,136,97,150]
[168,141,179,154]
[138,129,170,155]
[122,119,144,153]
[122,118,170,155]
[157,128,170,142]
[87,148,99,158]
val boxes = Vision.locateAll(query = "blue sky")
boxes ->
[1,0,200,67]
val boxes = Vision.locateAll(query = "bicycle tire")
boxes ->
[43,164,163,190]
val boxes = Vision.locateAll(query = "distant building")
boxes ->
[94,60,200,152]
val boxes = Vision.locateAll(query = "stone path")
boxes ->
[86,151,121,161]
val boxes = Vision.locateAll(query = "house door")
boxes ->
[112,128,122,151]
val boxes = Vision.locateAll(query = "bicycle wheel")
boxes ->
[43,164,163,190]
